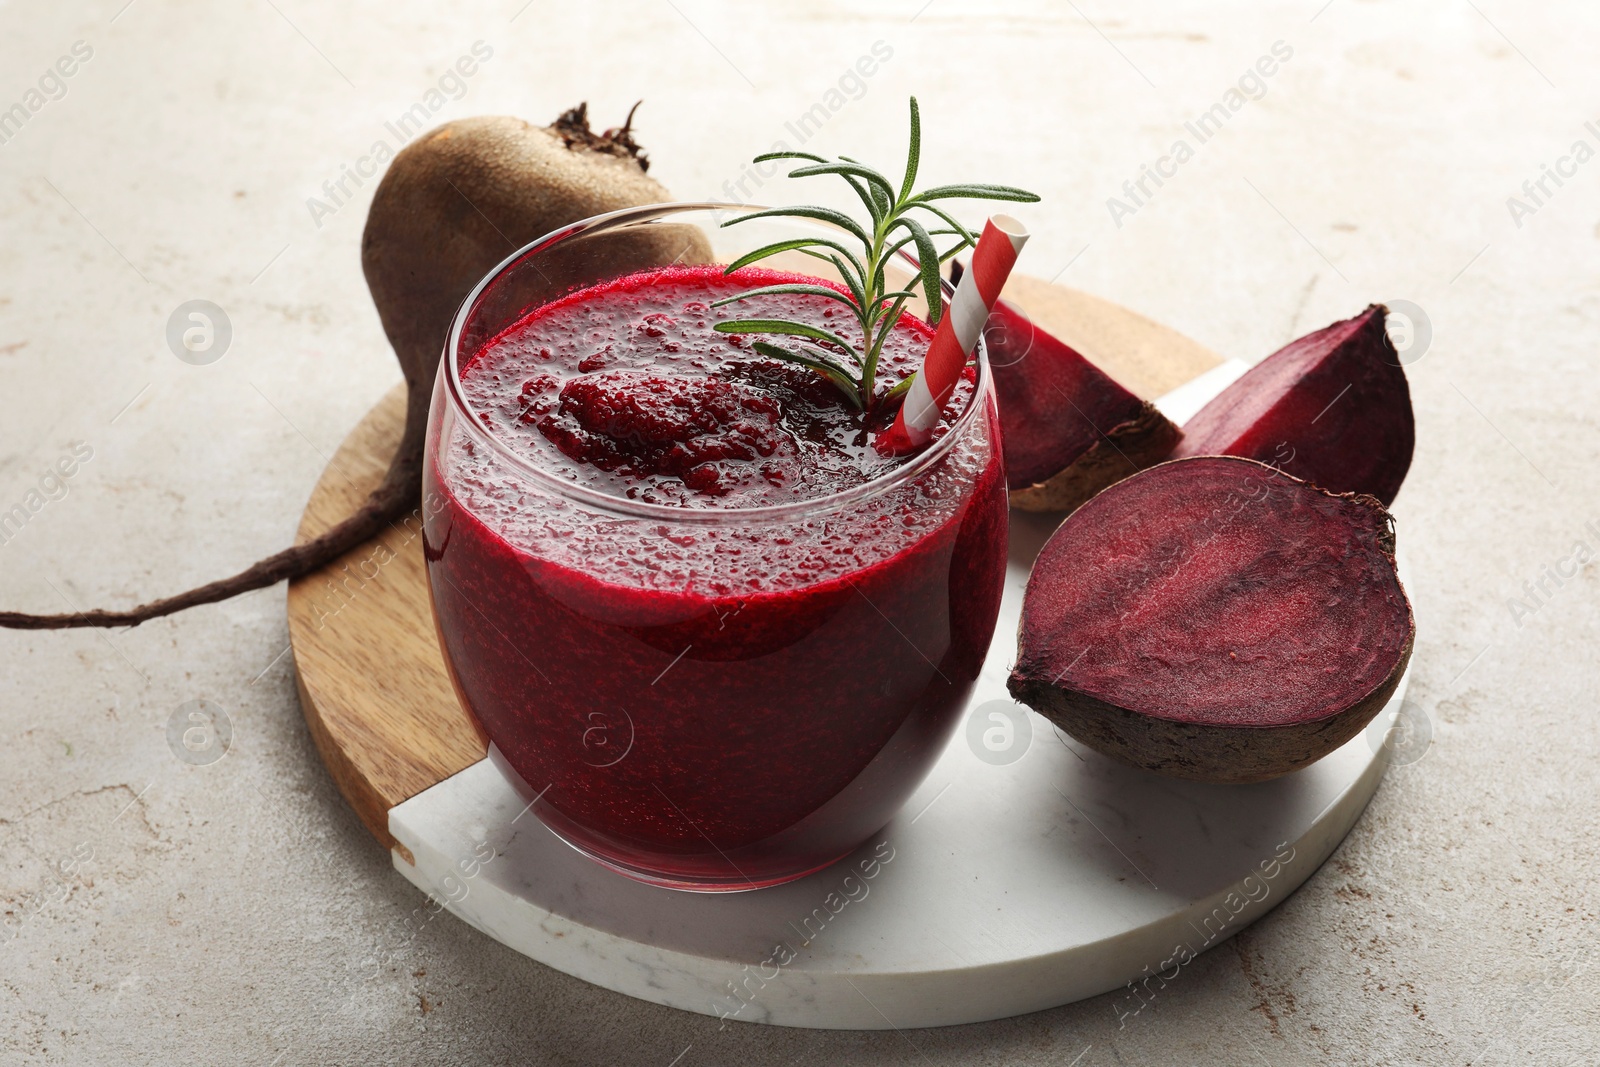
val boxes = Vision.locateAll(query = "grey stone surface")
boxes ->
[1,1,1595,1064]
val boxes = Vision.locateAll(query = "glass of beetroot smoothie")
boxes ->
[423,203,1006,890]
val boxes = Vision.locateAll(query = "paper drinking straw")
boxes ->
[881,214,1030,453]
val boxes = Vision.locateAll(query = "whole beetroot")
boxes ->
[1,105,701,629]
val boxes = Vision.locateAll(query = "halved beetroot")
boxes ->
[983,296,1180,512]
[1171,305,1414,505]
[1008,456,1413,783]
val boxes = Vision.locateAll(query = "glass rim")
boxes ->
[441,200,993,525]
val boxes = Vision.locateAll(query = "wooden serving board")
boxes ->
[285,280,1419,1029]
[286,276,1223,857]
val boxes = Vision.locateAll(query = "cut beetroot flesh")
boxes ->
[1171,305,1414,505]
[984,297,1180,512]
[1008,455,1413,783]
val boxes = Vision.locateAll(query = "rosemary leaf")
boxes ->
[714,319,862,363]
[718,97,1039,412]
[786,162,898,205]
[887,215,943,325]
[710,284,857,312]
[723,206,871,249]
[911,183,1042,204]
[723,237,867,280]
[750,342,864,409]
[899,97,922,203]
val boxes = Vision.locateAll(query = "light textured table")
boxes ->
[2,2,1596,1064]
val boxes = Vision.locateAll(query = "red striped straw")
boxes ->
[880,214,1030,454]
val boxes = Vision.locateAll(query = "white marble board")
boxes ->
[386,358,1413,1029]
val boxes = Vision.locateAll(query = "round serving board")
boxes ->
[287,277,1413,1029]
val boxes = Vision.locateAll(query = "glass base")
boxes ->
[486,742,853,892]
[543,824,854,894]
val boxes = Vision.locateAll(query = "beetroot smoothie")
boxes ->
[424,263,1006,889]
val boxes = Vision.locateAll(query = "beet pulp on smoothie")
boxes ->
[424,263,1006,889]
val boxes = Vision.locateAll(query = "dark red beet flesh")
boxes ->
[1171,305,1414,505]
[1008,456,1413,783]
[985,297,1180,512]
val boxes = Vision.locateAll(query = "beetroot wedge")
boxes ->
[1171,305,1414,505]
[984,296,1180,513]
[1008,456,1413,783]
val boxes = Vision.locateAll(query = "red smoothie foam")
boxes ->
[424,264,1006,887]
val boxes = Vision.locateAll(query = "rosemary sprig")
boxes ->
[713,97,1039,411]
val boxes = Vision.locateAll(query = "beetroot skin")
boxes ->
[985,297,1180,512]
[1171,305,1414,505]
[1008,456,1414,783]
